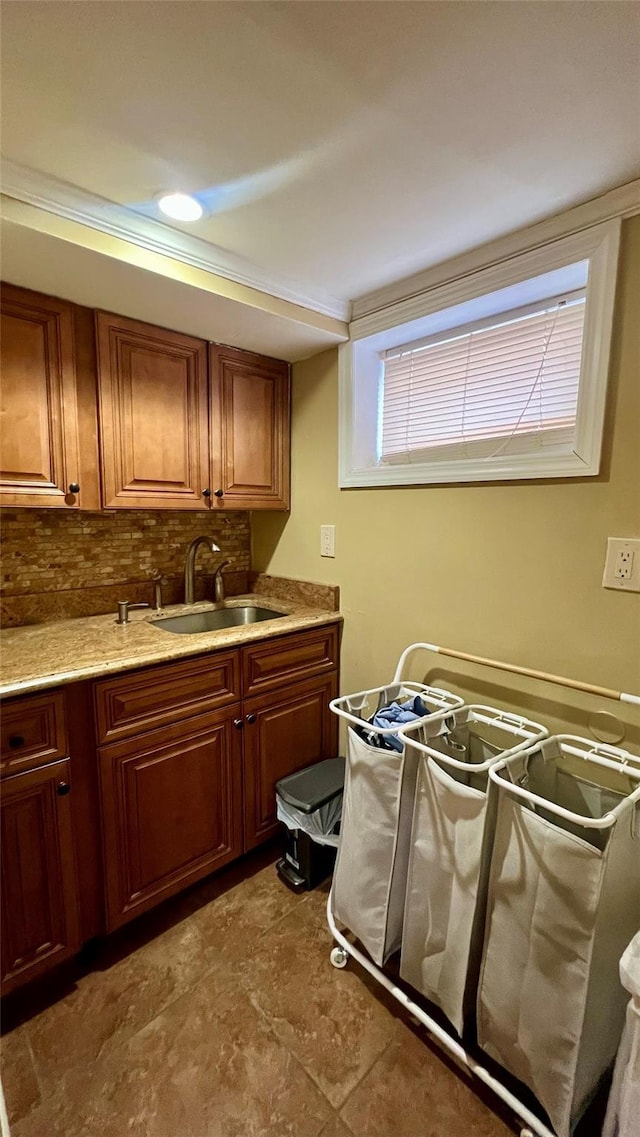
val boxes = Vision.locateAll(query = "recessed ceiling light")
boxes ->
[157,192,203,222]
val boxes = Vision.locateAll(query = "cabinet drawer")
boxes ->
[94,651,241,744]
[1,691,68,778]
[242,624,340,697]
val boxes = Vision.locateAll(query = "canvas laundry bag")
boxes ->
[330,682,463,967]
[399,707,546,1036]
[331,724,420,964]
[477,739,640,1137]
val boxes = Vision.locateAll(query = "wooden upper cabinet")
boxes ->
[1,288,291,513]
[210,345,290,510]
[95,312,209,509]
[0,284,87,508]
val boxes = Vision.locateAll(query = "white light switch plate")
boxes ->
[320,524,335,558]
[602,537,640,592]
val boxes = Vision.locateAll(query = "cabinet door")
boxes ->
[0,285,83,508]
[96,312,209,509]
[210,344,290,510]
[99,711,243,929]
[243,672,338,851]
[1,759,80,995]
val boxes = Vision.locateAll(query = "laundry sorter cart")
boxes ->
[397,704,547,1038]
[326,639,640,1137]
[329,645,464,966]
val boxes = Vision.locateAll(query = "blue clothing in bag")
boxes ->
[365,695,429,751]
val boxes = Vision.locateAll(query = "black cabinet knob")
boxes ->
[68,483,80,494]
[202,488,211,498]
[8,735,25,749]
[233,718,244,730]
[214,489,224,498]
[57,782,70,796]
[245,713,257,725]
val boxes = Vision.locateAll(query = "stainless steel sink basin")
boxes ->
[151,606,285,635]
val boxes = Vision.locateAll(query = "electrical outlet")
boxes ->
[603,538,640,592]
[320,524,335,558]
[615,550,634,580]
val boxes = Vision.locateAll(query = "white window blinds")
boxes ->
[380,296,586,464]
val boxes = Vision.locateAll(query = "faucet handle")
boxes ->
[214,560,230,604]
[151,571,169,611]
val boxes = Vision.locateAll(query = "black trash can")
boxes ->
[276,756,345,892]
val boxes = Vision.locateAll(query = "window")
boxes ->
[381,294,585,463]
[339,222,620,486]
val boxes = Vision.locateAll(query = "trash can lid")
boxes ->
[276,756,345,813]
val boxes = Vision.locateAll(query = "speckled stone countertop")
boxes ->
[0,595,342,698]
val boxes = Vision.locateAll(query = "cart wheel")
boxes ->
[330,946,349,969]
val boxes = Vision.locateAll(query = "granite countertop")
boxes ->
[0,595,342,698]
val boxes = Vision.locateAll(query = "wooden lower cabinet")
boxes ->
[99,709,243,930]
[1,759,80,994]
[243,672,339,851]
[0,625,341,993]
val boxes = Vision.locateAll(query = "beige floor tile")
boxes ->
[340,1021,516,1137]
[0,1024,41,1125]
[2,857,534,1137]
[190,861,302,963]
[14,965,331,1137]
[300,876,332,919]
[236,894,398,1109]
[25,914,212,1099]
[318,1114,356,1137]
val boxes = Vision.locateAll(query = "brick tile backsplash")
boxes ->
[1,510,251,626]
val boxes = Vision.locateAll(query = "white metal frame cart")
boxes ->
[326,641,640,1137]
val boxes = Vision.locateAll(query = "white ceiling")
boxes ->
[1,0,639,344]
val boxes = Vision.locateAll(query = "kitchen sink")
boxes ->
[151,606,285,635]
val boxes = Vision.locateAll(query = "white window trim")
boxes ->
[339,220,621,487]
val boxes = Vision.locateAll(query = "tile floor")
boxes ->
[0,846,599,1136]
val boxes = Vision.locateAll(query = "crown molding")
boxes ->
[1,159,351,323]
[352,178,640,320]
[350,221,619,341]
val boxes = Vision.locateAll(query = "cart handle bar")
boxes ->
[392,642,640,706]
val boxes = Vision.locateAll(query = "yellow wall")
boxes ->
[253,217,640,738]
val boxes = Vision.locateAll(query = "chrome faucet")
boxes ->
[183,536,221,604]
